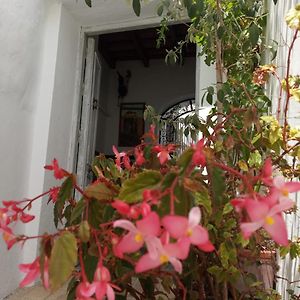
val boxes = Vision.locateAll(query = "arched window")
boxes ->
[160,98,195,148]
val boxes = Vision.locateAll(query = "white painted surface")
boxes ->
[39,4,81,236]
[62,0,161,27]
[95,58,196,155]
[0,0,60,298]
[267,0,300,297]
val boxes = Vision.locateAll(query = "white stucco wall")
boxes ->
[0,0,61,298]
[39,4,81,236]
[95,58,196,155]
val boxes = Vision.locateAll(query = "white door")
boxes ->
[77,37,102,188]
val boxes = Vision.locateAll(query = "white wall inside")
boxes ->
[95,57,196,155]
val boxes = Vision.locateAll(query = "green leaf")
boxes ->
[194,190,212,215]
[55,176,74,219]
[49,232,77,291]
[85,182,116,201]
[178,148,194,171]
[248,23,261,46]
[85,0,92,7]
[119,171,162,203]
[70,198,85,224]
[211,167,226,207]
[206,93,213,105]
[157,4,164,16]
[78,220,90,243]
[248,150,262,168]
[223,202,233,215]
[132,0,141,16]
[219,242,230,268]
[88,199,103,229]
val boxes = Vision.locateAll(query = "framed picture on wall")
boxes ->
[118,103,145,147]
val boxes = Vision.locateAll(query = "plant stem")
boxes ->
[282,29,299,147]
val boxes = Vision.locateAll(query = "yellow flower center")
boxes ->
[265,216,275,225]
[159,255,169,264]
[186,228,193,237]
[281,188,289,197]
[134,232,143,243]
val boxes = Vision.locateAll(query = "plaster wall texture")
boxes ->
[95,58,196,155]
[39,4,81,236]
[0,0,57,298]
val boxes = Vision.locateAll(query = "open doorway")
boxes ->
[76,24,197,187]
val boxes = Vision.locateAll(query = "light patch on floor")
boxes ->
[4,284,67,300]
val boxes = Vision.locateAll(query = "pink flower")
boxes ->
[93,265,117,300]
[0,208,9,228]
[2,227,17,250]
[135,147,145,166]
[111,200,140,219]
[266,176,300,206]
[20,212,35,223]
[44,159,68,180]
[162,207,214,252]
[135,237,189,274]
[192,139,206,166]
[76,281,96,299]
[240,198,294,246]
[112,146,125,170]
[260,158,273,186]
[49,187,60,203]
[19,257,49,288]
[143,189,160,205]
[152,144,176,165]
[113,212,160,258]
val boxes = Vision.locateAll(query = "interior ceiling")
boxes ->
[98,24,196,69]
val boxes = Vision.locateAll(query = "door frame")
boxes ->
[68,16,165,175]
[68,16,205,180]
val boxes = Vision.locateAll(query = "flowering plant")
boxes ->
[1,2,300,300]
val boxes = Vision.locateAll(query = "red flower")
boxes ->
[134,147,145,166]
[20,212,35,223]
[49,187,60,203]
[19,256,49,288]
[192,139,206,166]
[152,144,176,165]
[44,159,68,180]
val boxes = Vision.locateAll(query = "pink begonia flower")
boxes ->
[122,154,131,170]
[93,265,118,300]
[143,189,160,205]
[113,212,160,258]
[76,281,96,299]
[112,200,148,219]
[240,198,294,246]
[134,147,146,166]
[49,186,60,203]
[2,227,17,250]
[260,158,273,186]
[20,212,35,223]
[112,146,126,170]
[162,207,214,252]
[19,256,49,289]
[135,237,189,274]
[44,158,68,180]
[152,144,176,165]
[192,139,206,166]
[265,176,300,207]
